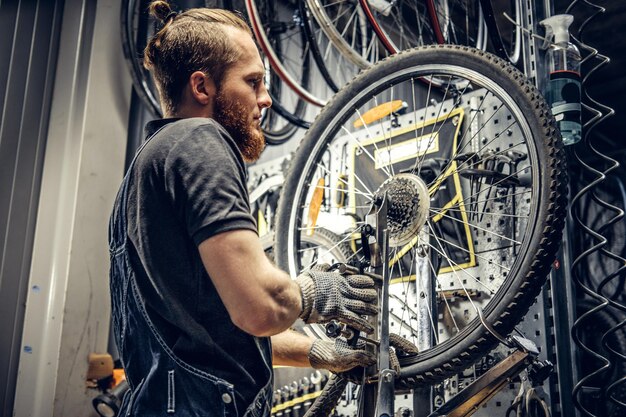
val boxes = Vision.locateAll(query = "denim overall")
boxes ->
[108,126,274,416]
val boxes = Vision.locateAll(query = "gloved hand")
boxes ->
[308,337,376,373]
[295,264,378,334]
[336,333,420,383]
[387,333,420,373]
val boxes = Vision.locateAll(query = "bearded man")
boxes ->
[107,2,381,416]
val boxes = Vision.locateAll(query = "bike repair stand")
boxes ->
[363,192,396,417]
[362,191,553,417]
[413,227,436,417]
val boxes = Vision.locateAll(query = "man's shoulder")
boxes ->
[155,117,221,141]
[137,118,245,179]
[138,118,225,160]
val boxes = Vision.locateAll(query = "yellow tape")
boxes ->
[271,391,323,413]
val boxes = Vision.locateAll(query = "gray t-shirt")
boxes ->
[126,117,269,411]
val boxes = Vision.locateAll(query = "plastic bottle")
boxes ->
[540,14,582,146]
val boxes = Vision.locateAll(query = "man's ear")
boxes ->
[189,71,216,105]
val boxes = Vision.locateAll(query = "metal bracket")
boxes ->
[426,337,544,417]
[427,350,532,417]
[364,193,397,417]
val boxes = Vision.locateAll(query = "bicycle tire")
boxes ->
[251,0,313,144]
[303,374,348,417]
[246,0,326,107]
[427,0,447,45]
[299,0,340,93]
[121,0,163,118]
[266,92,311,128]
[298,0,365,96]
[262,227,353,266]
[261,59,309,144]
[274,45,568,386]
[479,0,522,64]
[361,0,494,56]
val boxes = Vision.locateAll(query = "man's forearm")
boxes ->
[271,329,314,367]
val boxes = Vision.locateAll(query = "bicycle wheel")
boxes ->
[358,0,438,54]
[361,0,495,54]
[305,0,384,70]
[121,0,163,117]
[260,46,310,144]
[480,0,523,64]
[299,0,362,93]
[428,0,488,49]
[246,0,313,144]
[246,0,328,107]
[274,45,567,386]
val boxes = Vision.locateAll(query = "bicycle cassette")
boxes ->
[374,173,429,247]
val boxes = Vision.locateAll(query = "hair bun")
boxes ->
[148,1,173,24]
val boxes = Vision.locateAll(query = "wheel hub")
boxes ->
[374,173,430,247]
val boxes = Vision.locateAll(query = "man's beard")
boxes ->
[214,92,265,163]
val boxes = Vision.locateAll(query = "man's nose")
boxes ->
[258,84,272,109]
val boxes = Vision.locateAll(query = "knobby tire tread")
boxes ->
[303,375,348,417]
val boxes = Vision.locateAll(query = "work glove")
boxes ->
[308,337,376,373]
[337,333,420,383]
[295,263,378,334]
[386,333,420,373]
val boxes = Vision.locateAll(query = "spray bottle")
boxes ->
[540,14,582,146]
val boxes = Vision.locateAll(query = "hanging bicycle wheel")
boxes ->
[305,0,384,70]
[360,0,503,57]
[274,45,567,386]
[479,0,523,64]
[428,0,488,49]
[246,0,329,107]
[260,43,311,143]
[357,0,438,54]
[121,0,164,117]
[299,0,362,93]
[246,0,314,144]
